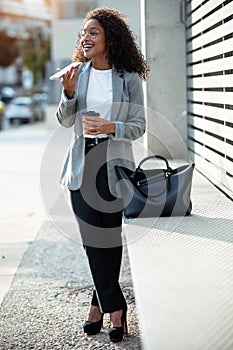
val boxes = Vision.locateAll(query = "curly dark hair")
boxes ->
[72,7,150,80]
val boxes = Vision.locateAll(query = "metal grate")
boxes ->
[186,0,233,198]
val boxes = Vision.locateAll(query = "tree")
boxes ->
[21,28,51,84]
[0,31,19,67]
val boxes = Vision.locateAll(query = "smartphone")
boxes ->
[49,62,81,80]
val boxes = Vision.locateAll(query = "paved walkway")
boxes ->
[0,122,141,349]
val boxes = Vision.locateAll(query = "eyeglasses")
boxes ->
[78,30,101,40]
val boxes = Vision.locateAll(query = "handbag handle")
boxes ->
[138,155,171,170]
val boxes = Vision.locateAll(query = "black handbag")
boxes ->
[115,155,194,218]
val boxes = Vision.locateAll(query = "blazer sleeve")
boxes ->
[113,72,146,141]
[56,89,78,128]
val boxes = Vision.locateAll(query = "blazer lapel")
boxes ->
[77,61,91,111]
[111,67,123,121]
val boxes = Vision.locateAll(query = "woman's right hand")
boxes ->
[57,65,79,99]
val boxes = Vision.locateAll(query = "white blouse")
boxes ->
[86,66,113,121]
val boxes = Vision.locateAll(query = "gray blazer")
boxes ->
[56,61,145,196]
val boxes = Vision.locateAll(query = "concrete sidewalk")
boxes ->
[0,122,142,349]
[125,170,233,349]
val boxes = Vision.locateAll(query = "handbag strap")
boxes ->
[138,155,171,170]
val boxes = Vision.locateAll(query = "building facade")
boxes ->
[185,0,233,198]
[143,0,233,198]
[0,0,51,85]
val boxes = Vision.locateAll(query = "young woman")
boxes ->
[56,7,149,342]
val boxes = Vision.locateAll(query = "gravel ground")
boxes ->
[0,221,142,350]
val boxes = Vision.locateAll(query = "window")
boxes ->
[58,0,97,19]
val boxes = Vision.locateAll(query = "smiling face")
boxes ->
[80,19,108,66]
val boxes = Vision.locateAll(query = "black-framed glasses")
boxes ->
[78,30,101,40]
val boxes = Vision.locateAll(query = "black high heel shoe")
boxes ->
[83,314,104,335]
[108,309,128,342]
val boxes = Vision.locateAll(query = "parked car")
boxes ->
[4,96,43,124]
[0,86,16,103]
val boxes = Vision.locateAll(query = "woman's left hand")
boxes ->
[83,116,115,135]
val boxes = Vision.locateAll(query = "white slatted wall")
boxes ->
[186,0,233,198]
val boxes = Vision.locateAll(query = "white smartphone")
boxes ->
[49,62,81,80]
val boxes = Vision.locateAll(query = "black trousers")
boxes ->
[70,139,127,313]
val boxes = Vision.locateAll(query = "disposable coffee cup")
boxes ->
[82,111,100,117]
[82,111,100,135]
